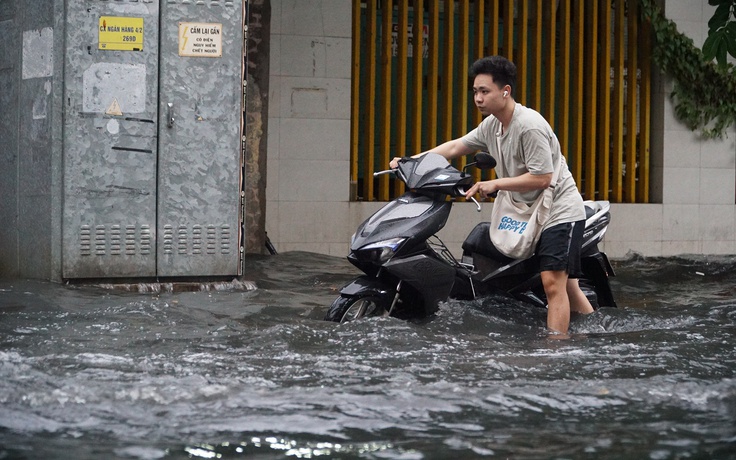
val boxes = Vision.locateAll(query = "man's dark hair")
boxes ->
[470,56,516,93]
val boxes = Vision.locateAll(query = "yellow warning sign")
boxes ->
[105,98,123,116]
[178,22,222,57]
[99,16,144,51]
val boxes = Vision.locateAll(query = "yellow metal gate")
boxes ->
[351,0,652,203]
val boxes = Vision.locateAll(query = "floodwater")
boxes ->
[1,252,735,459]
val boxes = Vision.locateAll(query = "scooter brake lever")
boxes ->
[469,197,481,212]
[457,187,482,212]
[373,169,395,177]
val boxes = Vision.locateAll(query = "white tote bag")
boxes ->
[489,143,560,259]
[489,187,553,259]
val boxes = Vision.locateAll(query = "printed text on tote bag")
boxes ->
[497,216,528,235]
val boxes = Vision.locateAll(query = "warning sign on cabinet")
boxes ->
[179,22,222,57]
[99,16,144,51]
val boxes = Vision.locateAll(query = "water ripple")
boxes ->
[1,254,735,459]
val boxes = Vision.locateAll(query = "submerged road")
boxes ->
[1,252,735,459]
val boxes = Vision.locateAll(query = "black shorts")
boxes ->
[536,219,585,277]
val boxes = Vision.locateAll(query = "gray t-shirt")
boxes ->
[461,103,585,229]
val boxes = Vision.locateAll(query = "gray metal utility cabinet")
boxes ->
[62,0,244,278]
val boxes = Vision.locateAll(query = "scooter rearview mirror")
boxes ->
[462,152,496,173]
[473,152,496,170]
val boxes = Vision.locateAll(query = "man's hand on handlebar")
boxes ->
[389,157,404,169]
[465,180,499,200]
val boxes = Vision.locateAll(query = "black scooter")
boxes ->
[325,152,616,323]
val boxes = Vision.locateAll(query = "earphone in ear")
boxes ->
[503,91,508,97]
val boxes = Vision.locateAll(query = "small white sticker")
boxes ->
[83,63,146,114]
[22,27,54,79]
[434,174,450,180]
[106,119,120,135]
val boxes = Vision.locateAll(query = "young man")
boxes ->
[390,55,593,335]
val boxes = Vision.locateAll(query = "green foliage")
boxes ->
[703,0,736,67]
[640,0,736,138]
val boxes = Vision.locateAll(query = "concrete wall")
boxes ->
[265,0,354,255]
[266,0,736,260]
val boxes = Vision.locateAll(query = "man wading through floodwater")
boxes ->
[391,55,593,336]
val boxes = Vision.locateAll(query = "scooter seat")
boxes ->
[461,222,514,262]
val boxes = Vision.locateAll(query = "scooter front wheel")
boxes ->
[324,295,388,323]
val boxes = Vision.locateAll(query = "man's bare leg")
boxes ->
[541,269,570,334]
[567,278,594,314]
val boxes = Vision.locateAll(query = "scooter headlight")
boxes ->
[359,237,406,263]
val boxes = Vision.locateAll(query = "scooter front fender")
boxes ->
[339,276,395,301]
